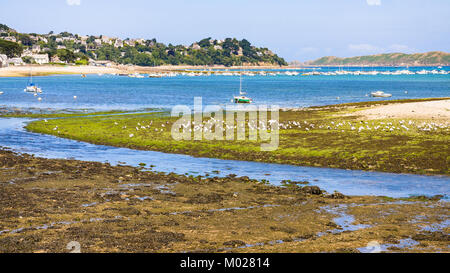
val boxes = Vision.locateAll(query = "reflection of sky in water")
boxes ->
[1,118,449,199]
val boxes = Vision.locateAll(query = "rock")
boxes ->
[329,191,346,199]
[223,240,246,247]
[301,186,322,195]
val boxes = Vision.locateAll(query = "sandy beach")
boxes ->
[0,64,286,77]
[354,99,450,121]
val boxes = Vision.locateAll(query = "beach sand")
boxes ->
[354,99,450,121]
[0,64,286,77]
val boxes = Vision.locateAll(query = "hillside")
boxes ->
[0,23,287,67]
[306,51,450,66]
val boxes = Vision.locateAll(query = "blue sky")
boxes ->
[1,0,449,61]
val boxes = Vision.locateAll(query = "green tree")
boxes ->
[0,39,23,58]
[56,49,76,63]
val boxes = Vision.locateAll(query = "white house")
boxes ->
[31,54,49,64]
[0,54,8,67]
[8,57,24,66]
[94,39,102,46]
[32,44,41,53]
[114,39,123,48]
[101,36,113,45]
[2,36,17,42]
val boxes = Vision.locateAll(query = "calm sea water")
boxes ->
[0,66,449,111]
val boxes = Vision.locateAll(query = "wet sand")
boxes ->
[0,148,448,253]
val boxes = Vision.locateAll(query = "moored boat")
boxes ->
[370,91,392,97]
[233,71,253,103]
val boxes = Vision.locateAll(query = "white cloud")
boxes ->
[67,0,81,6]
[366,0,381,6]
[348,43,382,53]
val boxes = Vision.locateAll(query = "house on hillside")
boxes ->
[2,36,17,42]
[31,54,49,64]
[51,55,63,63]
[0,54,8,67]
[114,39,123,48]
[32,44,41,53]
[7,57,24,66]
[101,36,113,45]
[94,39,102,47]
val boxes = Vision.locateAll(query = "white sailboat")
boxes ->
[233,71,252,103]
[24,69,42,93]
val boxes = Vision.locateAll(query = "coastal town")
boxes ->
[0,23,286,68]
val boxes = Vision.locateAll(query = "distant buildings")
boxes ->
[114,39,123,48]
[0,54,7,67]
[2,36,16,42]
[30,54,49,64]
[31,44,41,53]
[7,57,24,66]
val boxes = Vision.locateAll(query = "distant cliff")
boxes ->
[306,51,450,66]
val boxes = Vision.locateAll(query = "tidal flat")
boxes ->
[25,98,450,175]
[0,149,448,253]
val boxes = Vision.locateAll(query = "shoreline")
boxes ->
[1,63,448,77]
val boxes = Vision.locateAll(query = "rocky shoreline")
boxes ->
[0,148,448,253]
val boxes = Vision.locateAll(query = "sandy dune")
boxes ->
[355,99,450,121]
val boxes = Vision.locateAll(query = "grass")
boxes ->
[25,99,449,175]
[0,108,141,118]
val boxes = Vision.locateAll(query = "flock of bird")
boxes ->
[86,117,449,139]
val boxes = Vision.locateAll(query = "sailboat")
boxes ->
[24,69,42,93]
[233,71,252,103]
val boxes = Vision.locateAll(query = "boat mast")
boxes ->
[239,72,242,95]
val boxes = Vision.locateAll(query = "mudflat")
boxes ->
[0,149,448,253]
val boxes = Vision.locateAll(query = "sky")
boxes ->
[1,0,449,61]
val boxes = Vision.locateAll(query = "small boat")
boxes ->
[0,91,3,95]
[24,70,43,93]
[81,74,86,78]
[370,91,392,98]
[233,95,252,103]
[24,83,42,93]
[233,72,252,103]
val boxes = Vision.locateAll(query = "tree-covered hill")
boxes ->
[0,23,287,66]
